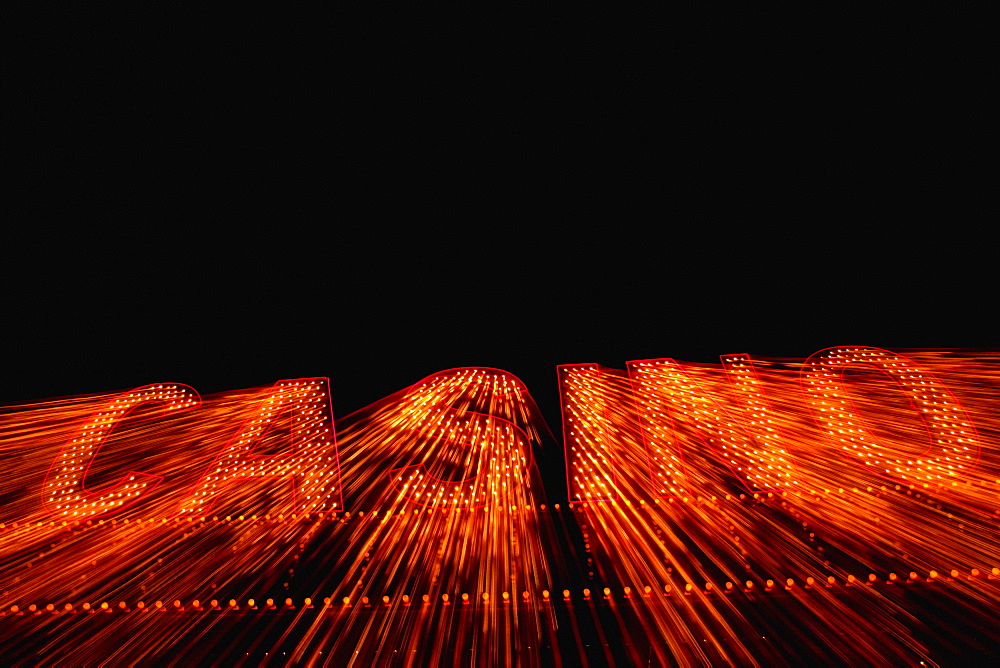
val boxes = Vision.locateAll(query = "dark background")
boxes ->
[4,7,994,432]
[1,9,997,662]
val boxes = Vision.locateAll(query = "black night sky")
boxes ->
[5,7,993,445]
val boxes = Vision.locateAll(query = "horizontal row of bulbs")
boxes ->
[10,569,1000,615]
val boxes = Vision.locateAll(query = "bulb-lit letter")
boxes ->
[176,378,342,516]
[389,368,533,508]
[627,358,797,495]
[558,364,631,502]
[801,346,979,486]
[43,383,201,519]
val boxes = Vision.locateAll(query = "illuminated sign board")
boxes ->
[2,347,999,664]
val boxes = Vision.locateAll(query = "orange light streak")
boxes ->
[1,351,1000,663]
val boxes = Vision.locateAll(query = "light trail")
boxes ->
[0,350,999,664]
[560,348,1000,664]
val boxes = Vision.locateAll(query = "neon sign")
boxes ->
[3,347,1000,664]
[8,346,995,518]
[561,347,982,508]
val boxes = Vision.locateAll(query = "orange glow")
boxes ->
[177,378,342,517]
[43,384,201,519]
[386,368,533,508]
[2,351,1000,663]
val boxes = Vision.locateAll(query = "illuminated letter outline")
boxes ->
[801,346,980,487]
[389,367,534,509]
[558,364,623,503]
[176,377,343,517]
[560,357,800,502]
[42,383,202,519]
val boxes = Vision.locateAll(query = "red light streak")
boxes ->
[177,378,342,517]
[386,368,533,508]
[802,347,980,491]
[42,383,201,519]
[1,350,1000,663]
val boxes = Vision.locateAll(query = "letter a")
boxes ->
[177,378,342,516]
